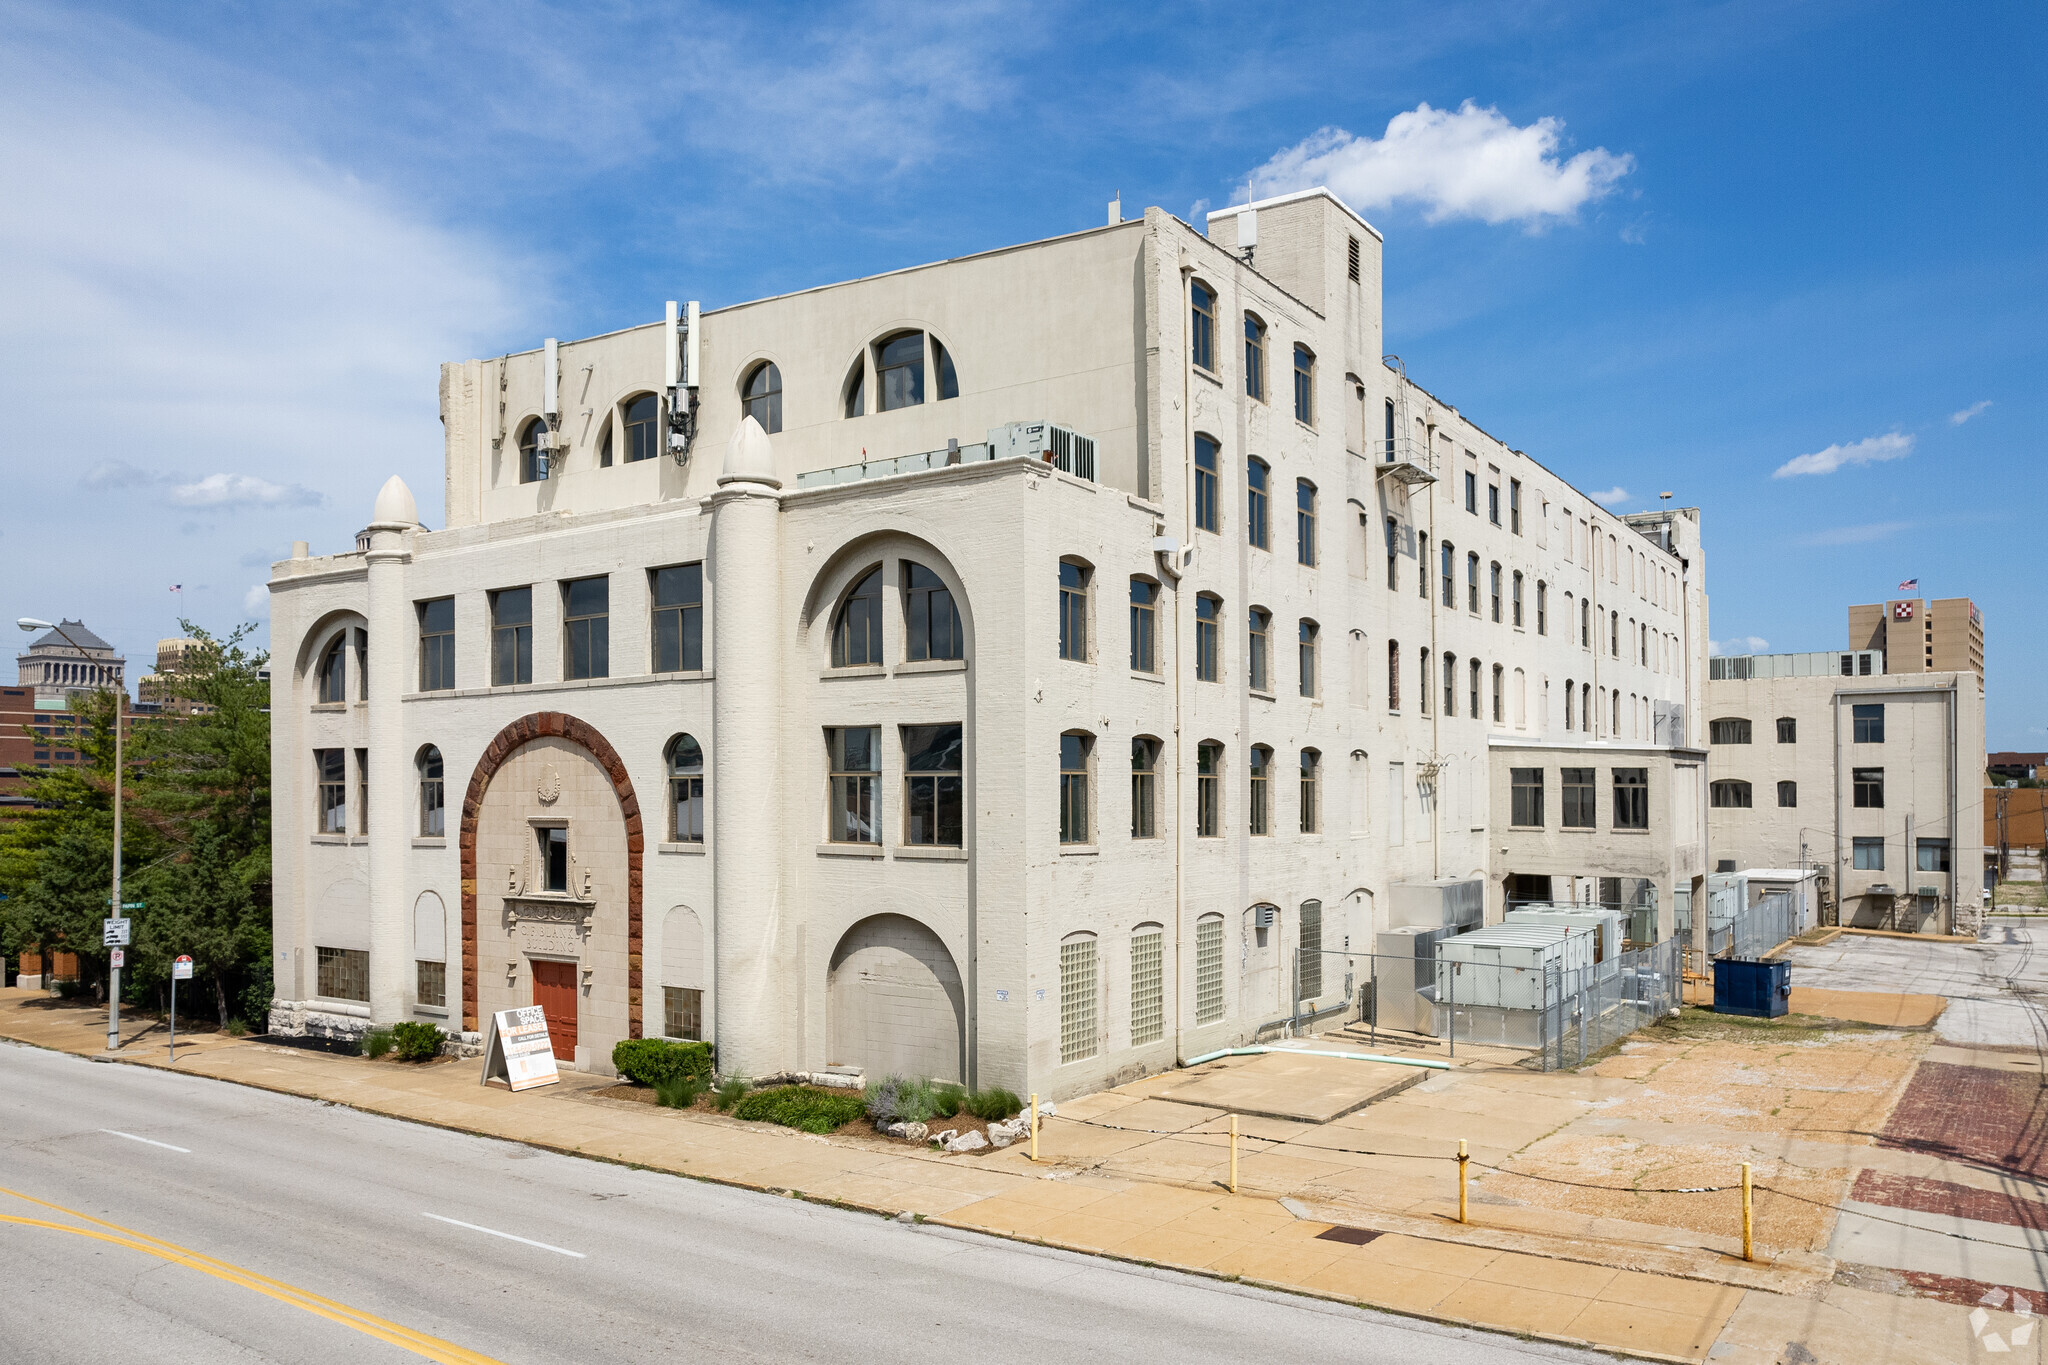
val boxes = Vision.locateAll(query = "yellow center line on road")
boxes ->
[0,1184,505,1365]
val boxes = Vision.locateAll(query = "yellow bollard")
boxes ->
[1029,1093,1039,1163]
[1741,1162,1754,1262]
[1458,1139,1469,1224]
[1229,1114,1239,1194]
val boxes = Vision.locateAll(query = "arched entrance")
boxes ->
[828,914,964,1083]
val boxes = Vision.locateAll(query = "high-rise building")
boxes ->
[1848,597,1983,682]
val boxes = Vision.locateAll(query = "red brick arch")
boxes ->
[459,712,643,1038]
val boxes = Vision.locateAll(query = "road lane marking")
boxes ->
[0,1184,504,1365]
[100,1129,190,1153]
[421,1212,587,1258]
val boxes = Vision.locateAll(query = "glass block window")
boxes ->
[1059,936,1098,1064]
[316,946,368,1002]
[1195,915,1225,1025]
[1130,930,1164,1047]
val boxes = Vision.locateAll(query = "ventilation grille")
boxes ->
[1347,236,1361,282]
[1050,426,1096,481]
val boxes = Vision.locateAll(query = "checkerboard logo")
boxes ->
[1973,1287,2034,1352]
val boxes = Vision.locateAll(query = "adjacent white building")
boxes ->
[267,191,1710,1097]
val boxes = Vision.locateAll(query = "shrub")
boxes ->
[713,1076,749,1112]
[612,1038,713,1088]
[655,1074,704,1109]
[732,1086,867,1134]
[224,1019,249,1038]
[868,1077,967,1126]
[362,1027,395,1059]
[966,1087,1023,1120]
[934,1084,966,1118]
[390,1020,442,1062]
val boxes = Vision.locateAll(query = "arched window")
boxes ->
[1196,742,1223,837]
[1131,922,1165,1045]
[1248,607,1271,692]
[931,337,960,400]
[1131,737,1160,839]
[831,568,883,668]
[1195,912,1226,1023]
[1581,598,1592,648]
[1298,620,1319,698]
[1442,651,1457,717]
[317,635,347,704]
[1491,562,1503,622]
[667,734,705,842]
[1195,593,1221,682]
[876,331,925,411]
[1292,344,1315,424]
[624,393,660,462]
[1299,749,1321,834]
[1298,897,1324,995]
[1129,577,1159,673]
[1513,667,1527,729]
[1610,609,1620,657]
[1246,458,1270,549]
[842,356,865,418]
[1060,731,1093,844]
[1564,678,1575,731]
[1419,647,1431,715]
[417,745,444,837]
[1469,658,1481,720]
[1581,682,1591,733]
[1059,930,1098,1062]
[1492,663,1504,723]
[1194,433,1220,533]
[1512,571,1524,627]
[1243,314,1266,400]
[519,417,551,483]
[1058,560,1091,662]
[1467,552,1481,614]
[1709,718,1753,745]
[904,563,962,661]
[742,362,782,434]
[1248,745,1272,835]
[1710,779,1753,809]
[1297,479,1317,566]
[1190,281,1216,371]
[1388,640,1401,711]
[1537,581,1547,634]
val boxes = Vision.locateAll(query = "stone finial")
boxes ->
[721,415,778,486]
[372,474,419,526]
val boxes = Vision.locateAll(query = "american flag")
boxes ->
[1897,578,1917,592]
[169,584,182,592]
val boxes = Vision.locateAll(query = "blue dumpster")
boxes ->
[1713,958,1790,1018]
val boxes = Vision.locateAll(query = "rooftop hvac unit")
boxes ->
[989,421,1096,482]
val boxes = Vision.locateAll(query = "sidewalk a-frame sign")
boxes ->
[479,1005,560,1091]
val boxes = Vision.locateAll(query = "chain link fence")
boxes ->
[1436,938,1682,1070]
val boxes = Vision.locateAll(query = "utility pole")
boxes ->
[17,617,124,1051]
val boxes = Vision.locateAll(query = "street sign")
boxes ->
[172,955,193,981]
[479,1006,559,1092]
[109,948,124,969]
[102,918,131,947]
[106,899,145,908]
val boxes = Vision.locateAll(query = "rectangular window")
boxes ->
[490,587,533,686]
[1195,918,1225,1025]
[417,597,455,691]
[1711,781,1752,809]
[1298,900,1323,999]
[1059,732,1091,844]
[1298,621,1318,698]
[316,946,368,1002]
[1244,316,1265,401]
[562,576,610,680]
[1195,596,1220,683]
[355,748,369,835]
[1058,562,1089,662]
[1468,554,1480,615]
[827,727,881,843]
[651,564,704,673]
[1292,345,1315,425]
[1296,480,1317,566]
[1441,543,1454,607]
[1129,577,1158,672]
[1490,563,1502,622]
[1917,838,1951,873]
[1299,750,1320,833]
[1488,480,1500,526]
[903,724,963,847]
[1130,931,1164,1046]
[1131,738,1158,839]
[1777,780,1797,808]
[905,564,962,662]
[1853,767,1884,808]
[1464,470,1477,513]
[1509,479,1522,534]
[417,960,446,1009]
[316,748,347,834]
[419,750,444,837]
[1246,462,1269,549]
[1853,703,1885,743]
[1418,531,1429,599]
[1249,748,1270,836]
[1197,742,1222,837]
[1059,937,1098,1063]
[664,986,703,1041]
[1385,517,1399,590]
[1537,582,1547,635]
[1776,717,1797,744]
[1248,609,1270,692]
[1194,435,1219,533]
[536,826,568,892]
[1710,718,1753,745]
[1512,573,1523,627]
[1612,768,1649,830]
[1853,837,1884,870]
[1190,282,1215,372]
[1561,767,1595,829]
[1512,767,1544,827]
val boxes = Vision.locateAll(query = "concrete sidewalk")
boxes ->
[0,988,2024,1364]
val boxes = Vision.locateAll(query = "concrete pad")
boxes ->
[1436,1280,1594,1337]
[1154,1050,1429,1123]
[1564,1297,1731,1361]
[1830,1200,2048,1292]
[1789,987,1946,1028]
[1713,1279,2020,1365]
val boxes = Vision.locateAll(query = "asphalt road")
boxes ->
[0,1041,1603,1364]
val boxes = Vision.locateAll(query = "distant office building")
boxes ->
[138,637,211,716]
[1987,752,2045,783]
[1705,599,1985,934]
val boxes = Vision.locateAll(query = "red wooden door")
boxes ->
[531,961,579,1061]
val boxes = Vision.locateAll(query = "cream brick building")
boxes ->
[1705,619,1985,934]
[267,190,1710,1096]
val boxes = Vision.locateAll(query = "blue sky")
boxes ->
[3,0,2040,746]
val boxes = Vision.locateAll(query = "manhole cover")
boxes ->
[1315,1225,1382,1245]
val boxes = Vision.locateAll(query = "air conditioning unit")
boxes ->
[988,421,1096,482]
[1253,905,1277,929]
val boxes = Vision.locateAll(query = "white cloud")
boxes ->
[242,584,270,617]
[1589,486,1630,506]
[1246,101,1634,228]
[1708,636,1769,657]
[1805,520,1911,547]
[1949,400,1992,426]
[82,461,324,508]
[1772,432,1914,479]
